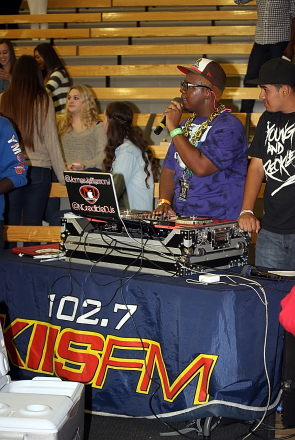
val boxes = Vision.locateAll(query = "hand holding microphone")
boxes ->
[154,97,183,135]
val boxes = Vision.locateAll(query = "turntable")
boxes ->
[60,212,251,276]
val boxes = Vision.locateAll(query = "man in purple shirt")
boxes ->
[154,58,248,220]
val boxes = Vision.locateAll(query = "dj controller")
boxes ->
[60,211,251,276]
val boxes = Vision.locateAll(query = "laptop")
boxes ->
[64,170,121,220]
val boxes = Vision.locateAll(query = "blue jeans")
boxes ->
[4,166,51,247]
[241,41,289,113]
[255,228,295,270]
[43,169,60,224]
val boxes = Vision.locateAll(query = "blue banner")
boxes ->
[0,251,292,421]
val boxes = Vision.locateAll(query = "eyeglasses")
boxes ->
[180,80,211,92]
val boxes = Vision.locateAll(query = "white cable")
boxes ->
[187,272,270,438]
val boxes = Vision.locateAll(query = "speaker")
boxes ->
[282,330,295,428]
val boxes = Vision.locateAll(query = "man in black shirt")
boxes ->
[238,57,295,269]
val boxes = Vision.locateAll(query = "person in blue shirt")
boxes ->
[0,116,27,249]
[102,102,159,211]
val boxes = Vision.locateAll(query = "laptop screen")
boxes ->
[64,171,121,220]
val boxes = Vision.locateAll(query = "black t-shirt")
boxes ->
[248,110,295,234]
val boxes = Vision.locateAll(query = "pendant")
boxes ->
[179,179,189,201]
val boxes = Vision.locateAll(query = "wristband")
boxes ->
[170,128,183,138]
[157,198,171,207]
[239,210,254,216]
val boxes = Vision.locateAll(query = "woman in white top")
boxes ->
[58,85,107,171]
[102,101,158,211]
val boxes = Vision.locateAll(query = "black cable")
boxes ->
[48,219,94,304]
[112,222,199,439]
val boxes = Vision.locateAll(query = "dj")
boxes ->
[154,58,248,220]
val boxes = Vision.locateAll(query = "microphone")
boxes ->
[241,265,282,281]
[154,97,183,135]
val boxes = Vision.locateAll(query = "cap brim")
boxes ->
[177,65,201,75]
[246,78,264,85]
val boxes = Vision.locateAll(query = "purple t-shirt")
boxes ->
[162,111,248,220]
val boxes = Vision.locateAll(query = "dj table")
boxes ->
[0,250,293,423]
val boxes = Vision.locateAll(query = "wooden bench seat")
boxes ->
[0,13,102,24]
[4,225,61,243]
[91,25,256,39]
[0,29,89,39]
[250,112,262,127]
[97,111,248,130]
[66,63,248,77]
[79,43,254,57]
[20,0,111,9]
[14,46,77,57]
[90,86,260,101]
[101,10,257,22]
[19,0,256,8]
[113,0,256,5]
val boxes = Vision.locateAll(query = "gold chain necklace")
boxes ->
[182,104,225,145]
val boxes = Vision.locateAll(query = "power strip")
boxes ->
[199,274,220,283]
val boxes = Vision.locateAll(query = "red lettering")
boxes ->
[95,336,149,388]
[55,329,104,383]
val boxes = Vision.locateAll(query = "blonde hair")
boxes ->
[58,85,98,137]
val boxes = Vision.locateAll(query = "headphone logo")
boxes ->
[79,185,99,204]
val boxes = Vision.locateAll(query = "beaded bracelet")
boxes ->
[170,128,183,138]
[239,209,254,216]
[157,198,171,207]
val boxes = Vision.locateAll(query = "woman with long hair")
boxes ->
[0,39,16,93]
[0,55,65,240]
[34,43,70,114]
[34,43,70,221]
[58,85,107,171]
[103,101,158,211]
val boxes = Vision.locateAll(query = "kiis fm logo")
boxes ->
[79,185,99,204]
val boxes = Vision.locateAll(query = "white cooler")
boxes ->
[0,324,85,440]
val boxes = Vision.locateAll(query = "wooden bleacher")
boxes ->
[100,10,257,22]
[19,0,256,7]
[10,43,255,57]
[13,46,77,57]
[20,0,111,9]
[65,63,248,77]
[79,43,254,56]
[90,26,256,39]
[89,87,260,101]
[0,13,102,25]
[1,1,257,41]
[0,29,89,39]
[113,0,256,5]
